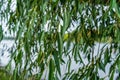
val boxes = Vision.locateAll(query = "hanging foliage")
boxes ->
[0,0,120,80]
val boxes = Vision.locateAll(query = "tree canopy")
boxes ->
[0,0,120,80]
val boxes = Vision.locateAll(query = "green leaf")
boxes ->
[24,35,31,55]
[66,36,71,51]
[67,55,71,73]
[39,31,45,42]
[116,28,120,42]
[117,59,120,72]
[16,26,24,41]
[52,0,57,2]
[49,58,55,80]
[53,50,61,76]
[110,0,120,18]
[57,32,63,57]
[0,25,3,41]
[104,48,110,66]
[17,50,23,63]
[78,50,84,64]
[110,69,115,80]
[99,61,105,72]
[60,58,65,64]
[62,10,71,36]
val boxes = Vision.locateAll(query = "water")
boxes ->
[0,40,118,80]
[0,40,14,66]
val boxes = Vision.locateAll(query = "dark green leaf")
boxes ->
[104,48,110,66]
[99,61,105,72]
[57,32,63,57]
[53,50,61,76]
[0,25,3,41]
[49,58,55,80]
[110,70,115,80]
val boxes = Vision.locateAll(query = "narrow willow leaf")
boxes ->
[78,51,84,64]
[17,50,23,63]
[42,1,47,12]
[110,70,115,80]
[24,36,30,55]
[62,11,71,36]
[16,26,24,41]
[117,59,120,72]
[37,51,43,64]
[57,32,63,57]
[53,50,61,76]
[55,74,59,80]
[110,0,120,18]
[66,38,71,51]
[60,58,65,64]
[87,68,94,79]
[95,74,99,80]
[49,58,55,80]
[70,74,77,80]
[52,0,57,2]
[38,63,45,79]
[0,25,3,41]
[68,55,71,73]
[116,28,120,42]
[39,31,45,42]
[105,48,111,65]
[109,64,114,75]
[74,44,79,62]
[83,44,88,53]
[99,61,105,72]
[13,68,18,80]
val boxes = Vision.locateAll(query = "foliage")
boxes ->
[0,0,120,80]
